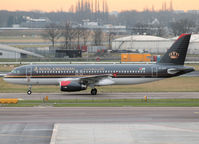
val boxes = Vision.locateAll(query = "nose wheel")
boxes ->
[27,85,32,95]
[91,88,97,95]
[27,90,32,95]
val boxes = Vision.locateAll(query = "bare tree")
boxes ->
[156,26,166,37]
[75,27,84,48]
[82,28,91,46]
[93,28,103,46]
[61,22,76,49]
[107,32,115,50]
[171,19,195,36]
[134,23,148,35]
[42,23,60,48]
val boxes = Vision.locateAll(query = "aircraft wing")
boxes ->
[60,73,116,87]
[78,74,112,85]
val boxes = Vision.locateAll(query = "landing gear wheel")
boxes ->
[27,90,32,95]
[91,88,97,95]
[27,85,32,95]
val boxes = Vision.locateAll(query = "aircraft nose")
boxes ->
[0,72,7,78]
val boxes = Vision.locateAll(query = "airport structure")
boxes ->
[112,34,199,54]
[0,44,44,59]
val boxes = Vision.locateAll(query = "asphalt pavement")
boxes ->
[1,107,199,144]
[0,92,199,100]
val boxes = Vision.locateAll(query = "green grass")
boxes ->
[0,76,199,93]
[1,99,199,107]
[52,99,199,107]
[185,64,199,71]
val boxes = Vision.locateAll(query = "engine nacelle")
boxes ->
[60,81,87,92]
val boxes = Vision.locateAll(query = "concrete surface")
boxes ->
[50,123,199,144]
[0,123,53,144]
[0,92,199,100]
[1,107,199,144]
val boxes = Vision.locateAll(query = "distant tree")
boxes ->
[93,28,103,46]
[107,32,115,50]
[195,26,199,34]
[156,26,166,37]
[134,22,148,35]
[82,28,91,46]
[75,27,84,48]
[61,22,76,49]
[171,19,195,36]
[42,23,61,48]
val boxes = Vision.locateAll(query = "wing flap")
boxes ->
[79,74,111,84]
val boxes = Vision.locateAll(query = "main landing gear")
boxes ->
[27,85,32,95]
[91,88,97,95]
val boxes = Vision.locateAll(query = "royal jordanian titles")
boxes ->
[4,34,195,95]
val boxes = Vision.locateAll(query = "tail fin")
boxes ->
[158,34,191,65]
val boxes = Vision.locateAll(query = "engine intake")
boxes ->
[60,81,87,92]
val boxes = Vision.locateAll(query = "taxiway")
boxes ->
[0,92,198,100]
[0,107,199,144]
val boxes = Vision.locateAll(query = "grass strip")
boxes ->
[1,76,199,93]
[1,99,199,107]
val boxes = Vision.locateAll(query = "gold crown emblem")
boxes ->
[169,51,179,59]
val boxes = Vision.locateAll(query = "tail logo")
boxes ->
[169,51,179,59]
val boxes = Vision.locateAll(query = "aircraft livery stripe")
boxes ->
[4,75,173,78]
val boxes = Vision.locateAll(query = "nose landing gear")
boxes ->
[91,88,97,95]
[27,86,32,95]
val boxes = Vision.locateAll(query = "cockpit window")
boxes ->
[11,69,19,74]
[11,68,26,74]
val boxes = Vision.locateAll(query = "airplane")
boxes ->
[3,34,194,95]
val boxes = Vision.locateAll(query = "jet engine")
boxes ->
[60,81,87,92]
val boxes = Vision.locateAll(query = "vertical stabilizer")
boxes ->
[158,34,191,65]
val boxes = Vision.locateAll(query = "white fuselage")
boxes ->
[4,77,163,86]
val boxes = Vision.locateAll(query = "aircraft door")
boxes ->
[26,67,32,83]
[75,69,83,76]
[152,66,158,77]
[79,69,83,76]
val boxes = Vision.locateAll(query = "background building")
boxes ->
[0,44,44,59]
[112,34,199,54]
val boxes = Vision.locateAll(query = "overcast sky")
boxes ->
[0,0,198,12]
